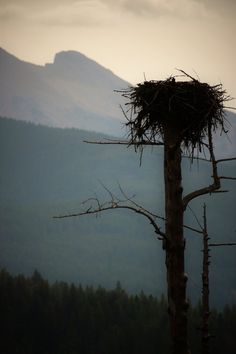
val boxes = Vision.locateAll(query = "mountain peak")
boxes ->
[54,50,90,64]
[0,47,129,135]
[52,50,105,73]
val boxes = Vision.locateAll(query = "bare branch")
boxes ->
[187,205,204,232]
[54,202,166,238]
[117,183,162,219]
[117,183,203,234]
[53,179,204,246]
[54,201,203,238]
[183,124,221,209]
[83,139,164,146]
[182,155,211,163]
[98,181,115,204]
[201,203,211,353]
[216,157,236,164]
[183,186,228,209]
[55,201,202,243]
[84,139,130,145]
[219,176,236,180]
[209,242,236,247]
[54,184,167,238]
[224,106,236,110]
[184,224,203,235]
[175,68,197,81]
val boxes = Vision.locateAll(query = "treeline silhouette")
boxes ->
[0,269,235,354]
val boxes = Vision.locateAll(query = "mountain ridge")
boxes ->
[1,47,236,156]
[0,116,235,308]
[0,48,129,135]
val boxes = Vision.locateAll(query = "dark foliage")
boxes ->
[0,269,236,354]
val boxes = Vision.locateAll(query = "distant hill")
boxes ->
[0,117,236,308]
[0,48,128,136]
[1,47,236,154]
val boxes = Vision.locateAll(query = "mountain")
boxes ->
[1,48,236,307]
[1,47,236,156]
[0,48,128,136]
[0,117,236,308]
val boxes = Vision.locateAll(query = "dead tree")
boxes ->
[118,74,233,354]
[55,73,235,354]
[198,204,236,354]
[201,204,211,354]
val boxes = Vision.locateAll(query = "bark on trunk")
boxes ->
[164,129,190,354]
[202,204,210,354]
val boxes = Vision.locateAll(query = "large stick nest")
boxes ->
[121,73,230,152]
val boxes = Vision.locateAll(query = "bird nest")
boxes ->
[121,73,230,153]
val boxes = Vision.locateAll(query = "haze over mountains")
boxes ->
[0,48,236,308]
[1,117,236,309]
[1,47,236,156]
[0,47,128,136]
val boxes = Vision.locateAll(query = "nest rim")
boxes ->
[120,73,231,154]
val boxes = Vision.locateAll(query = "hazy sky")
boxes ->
[0,0,235,97]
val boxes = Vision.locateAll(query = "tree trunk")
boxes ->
[164,129,190,354]
[202,204,210,354]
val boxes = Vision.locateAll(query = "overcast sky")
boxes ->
[0,0,235,98]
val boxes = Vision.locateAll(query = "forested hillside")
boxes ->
[0,117,236,308]
[0,269,235,354]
